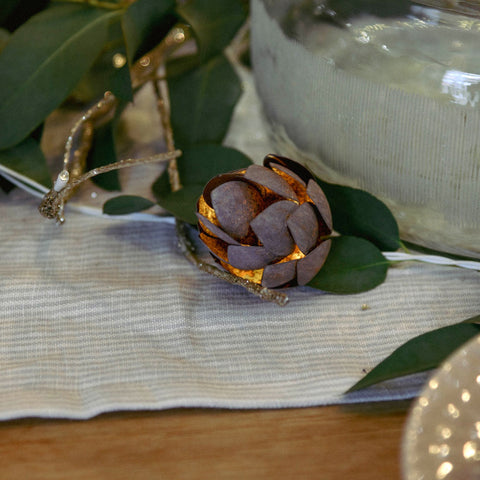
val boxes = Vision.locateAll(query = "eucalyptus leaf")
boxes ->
[30,122,44,144]
[0,0,22,26]
[86,122,120,191]
[168,54,242,147]
[103,195,154,215]
[0,136,51,188]
[0,28,9,53]
[176,0,247,61]
[153,185,205,224]
[122,0,177,63]
[72,17,133,103]
[347,315,480,393]
[166,53,202,79]
[402,241,480,263]
[152,144,252,224]
[0,0,48,32]
[0,3,122,149]
[317,179,401,252]
[308,236,390,293]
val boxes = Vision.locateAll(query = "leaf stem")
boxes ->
[175,219,289,306]
[398,240,410,253]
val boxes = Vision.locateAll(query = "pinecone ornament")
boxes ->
[196,154,333,288]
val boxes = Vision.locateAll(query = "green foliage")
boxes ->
[0,0,49,32]
[86,122,121,191]
[347,315,480,392]
[72,17,133,102]
[0,136,52,188]
[0,3,122,149]
[176,0,247,61]
[317,179,401,252]
[308,236,390,293]
[168,54,242,147]
[103,195,154,215]
[0,0,23,26]
[152,144,252,224]
[122,0,177,63]
[0,28,10,53]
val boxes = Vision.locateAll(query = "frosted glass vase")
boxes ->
[251,0,480,258]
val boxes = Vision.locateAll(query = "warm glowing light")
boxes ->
[436,461,453,479]
[429,444,440,455]
[441,427,452,440]
[419,396,429,407]
[112,53,126,69]
[463,441,477,460]
[447,403,459,419]
[461,389,471,403]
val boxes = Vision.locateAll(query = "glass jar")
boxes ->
[251,0,480,258]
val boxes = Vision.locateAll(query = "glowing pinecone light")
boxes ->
[196,154,333,288]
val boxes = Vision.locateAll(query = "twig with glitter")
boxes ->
[39,150,182,224]
[175,219,289,306]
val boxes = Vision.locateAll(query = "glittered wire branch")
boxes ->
[37,22,191,223]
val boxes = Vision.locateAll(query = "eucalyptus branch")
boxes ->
[175,219,290,306]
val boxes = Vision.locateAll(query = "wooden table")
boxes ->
[0,401,410,479]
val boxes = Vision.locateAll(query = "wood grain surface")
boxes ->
[0,401,411,479]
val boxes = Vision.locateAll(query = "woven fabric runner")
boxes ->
[0,189,478,419]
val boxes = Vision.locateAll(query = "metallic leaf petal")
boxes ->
[250,200,297,256]
[270,163,306,187]
[211,180,264,240]
[202,172,248,207]
[244,164,298,201]
[196,213,240,245]
[262,260,297,288]
[227,245,278,270]
[219,260,264,284]
[296,240,332,286]
[307,179,333,231]
[286,202,319,254]
[199,232,229,262]
[263,154,314,185]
